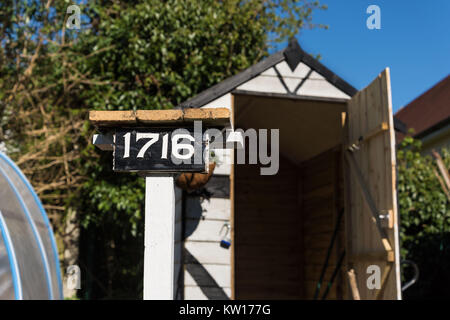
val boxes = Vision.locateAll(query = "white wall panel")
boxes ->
[201,93,232,110]
[298,78,350,99]
[184,264,231,288]
[184,241,230,265]
[237,75,287,94]
[189,198,230,221]
[185,219,226,242]
[211,149,232,175]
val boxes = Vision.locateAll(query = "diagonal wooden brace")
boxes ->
[345,151,393,259]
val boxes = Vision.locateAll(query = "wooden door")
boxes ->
[343,68,401,300]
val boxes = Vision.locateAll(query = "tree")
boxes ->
[0,0,326,299]
[397,135,450,299]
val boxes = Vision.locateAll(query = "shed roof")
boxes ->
[179,38,356,108]
[178,38,406,133]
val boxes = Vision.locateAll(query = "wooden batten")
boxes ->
[89,108,231,128]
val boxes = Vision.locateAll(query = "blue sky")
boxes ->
[273,0,450,113]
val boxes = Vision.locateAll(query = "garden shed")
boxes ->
[176,38,405,300]
[0,151,62,300]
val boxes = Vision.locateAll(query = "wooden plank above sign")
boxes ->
[89,108,231,128]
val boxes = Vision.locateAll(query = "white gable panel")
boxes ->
[260,67,277,76]
[237,75,287,94]
[283,77,303,93]
[309,70,326,80]
[298,78,351,99]
[201,93,232,109]
[199,60,351,106]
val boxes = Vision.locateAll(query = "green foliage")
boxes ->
[397,135,450,298]
[0,0,326,299]
[75,0,326,253]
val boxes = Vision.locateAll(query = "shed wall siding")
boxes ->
[234,156,303,299]
[180,98,233,299]
[182,146,232,300]
[300,148,345,300]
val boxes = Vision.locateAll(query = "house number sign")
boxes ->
[113,128,208,173]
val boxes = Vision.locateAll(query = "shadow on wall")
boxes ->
[184,195,203,239]
[184,249,229,300]
[183,176,230,239]
[183,188,230,300]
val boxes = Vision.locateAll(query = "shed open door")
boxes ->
[343,68,401,300]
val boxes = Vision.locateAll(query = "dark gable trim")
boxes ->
[283,38,303,71]
[178,50,285,109]
[285,39,357,97]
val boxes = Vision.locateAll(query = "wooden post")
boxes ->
[144,174,175,300]
[347,269,361,300]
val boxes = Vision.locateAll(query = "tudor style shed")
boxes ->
[175,39,404,300]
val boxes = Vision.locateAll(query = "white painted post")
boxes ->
[143,173,175,300]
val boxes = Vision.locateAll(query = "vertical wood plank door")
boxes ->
[344,68,401,300]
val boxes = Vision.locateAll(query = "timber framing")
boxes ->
[89,108,231,128]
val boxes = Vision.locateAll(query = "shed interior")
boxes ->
[233,93,347,299]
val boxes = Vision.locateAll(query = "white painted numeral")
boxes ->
[123,132,131,158]
[136,133,159,158]
[122,132,197,160]
[161,134,169,159]
[172,134,195,160]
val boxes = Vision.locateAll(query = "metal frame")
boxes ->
[0,210,22,300]
[0,162,54,299]
[0,152,63,299]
